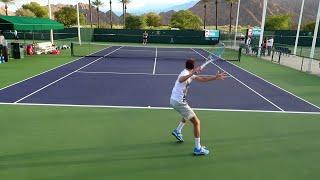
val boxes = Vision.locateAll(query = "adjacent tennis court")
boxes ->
[0,45,319,113]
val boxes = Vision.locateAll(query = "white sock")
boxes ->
[176,122,185,133]
[195,138,201,149]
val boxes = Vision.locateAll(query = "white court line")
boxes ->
[118,49,154,52]
[202,48,320,111]
[1,102,320,115]
[153,47,158,75]
[0,46,114,91]
[14,46,123,103]
[225,55,320,111]
[76,71,221,77]
[77,71,176,76]
[191,48,285,112]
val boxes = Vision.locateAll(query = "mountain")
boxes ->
[160,0,318,26]
[24,0,320,28]
[159,10,176,25]
[129,1,198,15]
[161,1,198,12]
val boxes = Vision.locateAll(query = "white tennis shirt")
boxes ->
[170,69,196,102]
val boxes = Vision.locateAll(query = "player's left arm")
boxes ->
[194,71,228,82]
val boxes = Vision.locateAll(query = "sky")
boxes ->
[2,0,197,14]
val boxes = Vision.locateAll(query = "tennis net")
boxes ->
[70,42,240,61]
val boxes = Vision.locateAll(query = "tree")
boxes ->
[202,0,210,29]
[92,0,103,28]
[303,22,317,31]
[265,14,292,30]
[54,7,85,27]
[15,8,36,17]
[22,2,48,18]
[125,15,145,29]
[170,10,202,30]
[119,0,130,28]
[1,0,14,16]
[225,0,238,33]
[145,12,161,27]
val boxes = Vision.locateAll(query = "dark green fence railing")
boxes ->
[3,28,219,45]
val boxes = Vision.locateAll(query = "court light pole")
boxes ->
[234,0,241,49]
[48,0,54,45]
[258,0,268,57]
[308,0,320,72]
[294,0,305,56]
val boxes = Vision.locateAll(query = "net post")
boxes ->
[238,47,242,62]
[71,42,74,57]
[301,57,304,71]
[278,52,282,64]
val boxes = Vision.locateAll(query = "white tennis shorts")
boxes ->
[170,99,196,121]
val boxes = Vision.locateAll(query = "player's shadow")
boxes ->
[199,130,320,163]
[0,141,192,171]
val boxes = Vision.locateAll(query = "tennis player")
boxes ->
[142,31,148,45]
[170,58,227,156]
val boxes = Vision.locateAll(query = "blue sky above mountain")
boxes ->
[3,0,199,15]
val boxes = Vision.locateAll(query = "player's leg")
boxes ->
[190,116,210,156]
[176,118,186,132]
[172,118,186,142]
[190,116,200,138]
[170,99,188,142]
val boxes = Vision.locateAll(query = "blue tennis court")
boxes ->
[0,45,319,113]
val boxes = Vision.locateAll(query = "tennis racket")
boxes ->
[200,55,218,70]
[200,43,225,70]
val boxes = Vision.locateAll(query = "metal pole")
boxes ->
[48,0,54,44]
[77,3,81,45]
[308,0,320,72]
[258,0,268,57]
[234,0,241,49]
[294,0,305,55]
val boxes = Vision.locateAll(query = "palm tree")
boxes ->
[92,0,103,28]
[109,0,113,29]
[119,0,130,28]
[1,0,14,16]
[89,0,93,28]
[225,0,238,33]
[215,0,218,30]
[202,0,210,29]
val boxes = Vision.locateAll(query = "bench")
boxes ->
[35,42,55,55]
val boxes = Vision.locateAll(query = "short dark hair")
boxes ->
[185,59,195,70]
